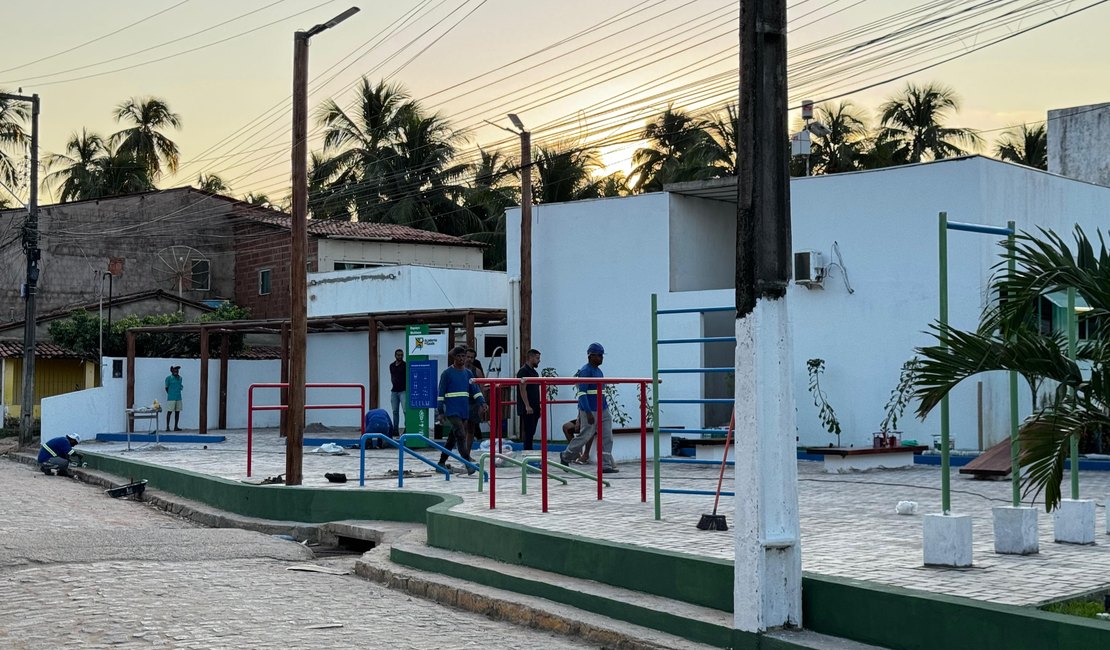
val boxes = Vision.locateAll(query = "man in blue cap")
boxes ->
[561,343,617,473]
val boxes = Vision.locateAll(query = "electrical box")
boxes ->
[794,250,825,288]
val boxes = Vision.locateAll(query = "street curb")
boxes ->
[354,534,702,650]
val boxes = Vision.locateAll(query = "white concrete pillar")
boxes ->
[923,513,973,566]
[992,506,1038,555]
[733,298,802,633]
[1054,499,1096,544]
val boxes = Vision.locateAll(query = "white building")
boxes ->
[506,155,1110,449]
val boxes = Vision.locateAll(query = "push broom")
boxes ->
[697,411,734,531]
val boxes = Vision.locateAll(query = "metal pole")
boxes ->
[287,29,309,485]
[1068,287,1079,500]
[18,94,40,446]
[1008,221,1020,507]
[519,129,532,357]
[651,293,662,520]
[938,212,951,513]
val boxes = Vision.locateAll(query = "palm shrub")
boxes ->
[912,226,1110,511]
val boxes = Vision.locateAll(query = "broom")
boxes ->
[697,412,734,531]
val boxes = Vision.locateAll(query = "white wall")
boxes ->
[505,156,1110,450]
[307,264,507,318]
[317,239,484,272]
[1048,103,1110,187]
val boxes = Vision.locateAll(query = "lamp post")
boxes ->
[508,114,532,359]
[287,6,359,486]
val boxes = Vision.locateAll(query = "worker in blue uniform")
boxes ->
[363,408,394,449]
[38,433,81,477]
[437,345,487,473]
[561,343,617,473]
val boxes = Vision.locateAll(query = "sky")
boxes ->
[3,0,1109,204]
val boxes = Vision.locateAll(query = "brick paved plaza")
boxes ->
[86,429,1110,607]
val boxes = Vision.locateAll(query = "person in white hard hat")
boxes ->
[37,433,81,477]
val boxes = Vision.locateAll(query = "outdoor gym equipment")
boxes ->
[473,375,653,512]
[245,382,365,477]
[357,433,480,487]
[651,295,737,520]
[938,214,1024,510]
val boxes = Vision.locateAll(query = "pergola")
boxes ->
[124,308,506,434]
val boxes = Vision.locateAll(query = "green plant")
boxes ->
[540,367,561,401]
[879,357,920,434]
[1041,599,1107,619]
[806,358,842,446]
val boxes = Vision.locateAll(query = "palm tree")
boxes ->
[629,107,725,192]
[995,123,1048,170]
[709,104,740,176]
[316,78,415,223]
[0,91,28,189]
[45,129,108,201]
[44,129,153,201]
[196,173,230,193]
[877,82,980,163]
[533,145,604,204]
[242,192,273,208]
[913,226,1110,511]
[808,101,870,174]
[461,148,518,270]
[111,97,182,180]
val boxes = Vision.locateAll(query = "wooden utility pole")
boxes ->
[733,0,801,636]
[287,7,359,485]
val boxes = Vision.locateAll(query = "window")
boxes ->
[334,261,386,271]
[191,259,210,291]
[259,268,272,295]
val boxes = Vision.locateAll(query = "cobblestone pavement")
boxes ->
[86,430,1110,607]
[0,460,593,649]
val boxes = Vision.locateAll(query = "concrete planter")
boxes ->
[992,506,1039,555]
[1054,498,1096,545]
[923,512,973,567]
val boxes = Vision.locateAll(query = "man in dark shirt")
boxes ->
[389,349,406,437]
[516,349,541,450]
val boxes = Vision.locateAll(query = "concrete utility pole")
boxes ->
[733,0,801,635]
[1,91,41,447]
[288,7,358,485]
[509,113,532,357]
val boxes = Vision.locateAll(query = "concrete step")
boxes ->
[358,531,887,650]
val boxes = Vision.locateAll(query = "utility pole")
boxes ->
[508,113,532,357]
[288,7,359,486]
[1,91,40,447]
[733,0,801,637]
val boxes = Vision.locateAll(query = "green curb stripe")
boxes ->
[391,545,733,647]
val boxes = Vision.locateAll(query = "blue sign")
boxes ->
[407,360,438,409]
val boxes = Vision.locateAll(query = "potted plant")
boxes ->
[876,358,920,448]
[806,358,842,447]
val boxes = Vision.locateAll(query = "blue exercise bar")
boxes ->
[946,220,1014,236]
[657,336,737,345]
[659,398,734,404]
[359,433,450,487]
[656,306,735,314]
[658,367,733,374]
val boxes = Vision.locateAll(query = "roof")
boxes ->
[0,289,215,331]
[0,339,86,359]
[233,345,282,360]
[239,211,483,248]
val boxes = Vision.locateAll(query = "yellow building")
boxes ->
[0,340,95,423]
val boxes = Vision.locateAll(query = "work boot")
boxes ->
[39,465,53,476]
[56,469,74,478]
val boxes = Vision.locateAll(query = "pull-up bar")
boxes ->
[946,220,1014,236]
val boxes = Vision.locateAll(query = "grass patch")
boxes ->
[1042,599,1107,620]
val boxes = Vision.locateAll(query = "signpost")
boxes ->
[405,325,438,447]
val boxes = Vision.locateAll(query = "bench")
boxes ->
[806,445,928,473]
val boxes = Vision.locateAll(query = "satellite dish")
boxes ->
[152,245,209,298]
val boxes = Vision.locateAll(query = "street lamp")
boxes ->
[502,114,532,361]
[287,6,359,486]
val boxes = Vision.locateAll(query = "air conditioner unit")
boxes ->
[794,250,825,288]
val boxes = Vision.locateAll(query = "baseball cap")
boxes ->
[587,342,605,355]
[170,365,181,371]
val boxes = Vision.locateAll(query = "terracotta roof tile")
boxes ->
[0,339,86,359]
[239,212,482,247]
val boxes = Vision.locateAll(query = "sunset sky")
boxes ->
[4,0,1108,203]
